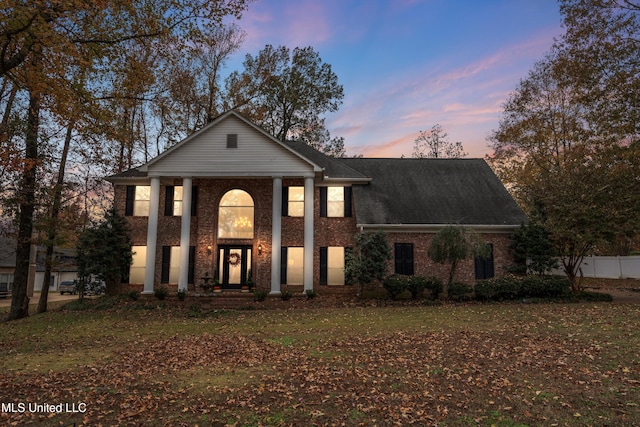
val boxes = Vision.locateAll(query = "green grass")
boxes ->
[0,300,638,426]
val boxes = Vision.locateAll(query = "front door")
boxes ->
[218,245,252,289]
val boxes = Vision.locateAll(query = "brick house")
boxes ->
[107,110,527,296]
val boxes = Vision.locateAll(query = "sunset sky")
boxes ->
[228,0,564,158]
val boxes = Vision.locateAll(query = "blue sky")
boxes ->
[229,0,563,157]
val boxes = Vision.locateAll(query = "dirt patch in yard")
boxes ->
[581,277,640,303]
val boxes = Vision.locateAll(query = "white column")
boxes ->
[271,176,282,294]
[178,177,192,291]
[303,176,314,292]
[143,177,160,294]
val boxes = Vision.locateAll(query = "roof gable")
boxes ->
[140,111,320,177]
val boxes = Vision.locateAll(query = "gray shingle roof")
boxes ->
[336,158,527,226]
[106,168,147,180]
[282,140,367,179]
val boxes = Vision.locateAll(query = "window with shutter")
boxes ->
[320,187,351,217]
[320,247,346,285]
[394,243,414,275]
[475,243,494,280]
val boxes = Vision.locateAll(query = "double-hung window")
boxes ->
[282,186,304,217]
[128,246,147,283]
[125,186,150,216]
[320,186,352,217]
[164,185,198,216]
[161,246,196,284]
[320,247,350,285]
[280,247,304,285]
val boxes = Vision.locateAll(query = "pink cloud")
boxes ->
[239,1,335,50]
[283,1,334,46]
[358,133,415,158]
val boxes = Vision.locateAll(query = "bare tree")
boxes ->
[412,124,467,158]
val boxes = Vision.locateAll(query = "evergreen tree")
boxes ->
[344,231,392,297]
[510,222,559,276]
[76,208,132,294]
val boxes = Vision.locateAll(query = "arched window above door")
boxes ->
[218,189,254,239]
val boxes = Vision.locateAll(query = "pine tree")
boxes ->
[76,208,132,295]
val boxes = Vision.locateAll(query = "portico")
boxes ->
[127,111,322,295]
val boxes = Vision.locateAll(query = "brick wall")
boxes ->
[385,232,513,284]
[113,181,515,297]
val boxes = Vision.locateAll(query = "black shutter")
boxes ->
[344,186,352,217]
[188,246,196,284]
[344,247,353,285]
[486,246,495,279]
[191,186,198,216]
[125,186,135,216]
[319,247,328,285]
[394,243,403,274]
[474,256,485,280]
[282,186,289,216]
[320,187,327,217]
[405,243,414,275]
[161,246,171,283]
[164,186,175,216]
[280,247,287,285]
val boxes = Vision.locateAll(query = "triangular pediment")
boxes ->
[140,111,320,177]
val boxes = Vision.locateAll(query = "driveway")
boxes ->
[0,292,79,308]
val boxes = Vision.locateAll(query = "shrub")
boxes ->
[424,276,443,300]
[479,276,521,301]
[407,276,427,300]
[475,275,573,301]
[253,289,268,302]
[154,287,168,300]
[521,275,570,298]
[448,282,473,301]
[176,288,187,301]
[127,290,139,301]
[383,275,408,300]
[280,289,293,301]
[304,289,317,299]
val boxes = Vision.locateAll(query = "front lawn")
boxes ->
[1,300,639,426]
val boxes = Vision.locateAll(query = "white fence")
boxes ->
[551,256,640,279]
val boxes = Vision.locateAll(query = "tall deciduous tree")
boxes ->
[2,0,251,320]
[154,23,245,150]
[488,0,640,290]
[412,124,467,158]
[225,44,345,156]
